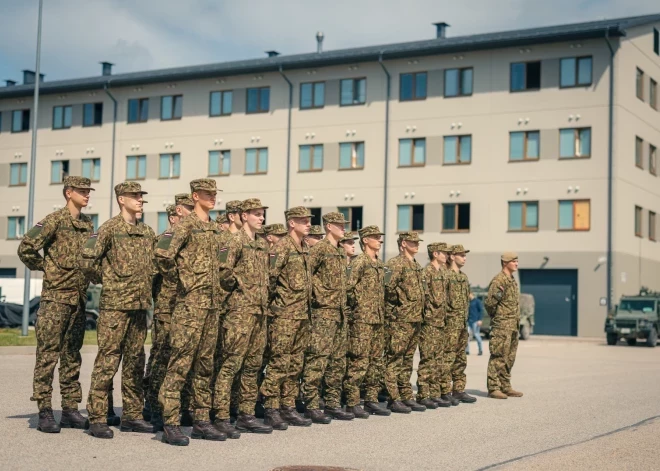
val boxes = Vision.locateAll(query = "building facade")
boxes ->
[1,15,659,337]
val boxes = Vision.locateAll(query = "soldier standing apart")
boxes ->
[485,252,524,399]
[383,232,426,413]
[18,176,95,433]
[81,182,155,438]
[416,242,452,409]
[442,244,477,404]
[343,226,391,418]
[260,207,314,429]
[213,198,273,435]
[302,212,355,423]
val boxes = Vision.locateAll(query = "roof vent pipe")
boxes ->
[316,31,324,53]
[101,62,114,76]
[433,22,450,39]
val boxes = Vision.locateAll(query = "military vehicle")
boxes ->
[605,288,659,347]
[471,287,535,340]
[84,284,153,330]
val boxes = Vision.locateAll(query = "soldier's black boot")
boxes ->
[37,408,61,433]
[324,407,355,421]
[345,405,369,419]
[304,408,332,424]
[417,398,438,410]
[280,406,313,426]
[106,395,121,426]
[318,397,326,410]
[235,413,273,434]
[388,400,412,414]
[363,401,391,416]
[120,418,154,433]
[191,421,227,441]
[88,422,113,439]
[403,399,426,412]
[142,401,152,422]
[452,391,477,404]
[432,396,452,408]
[263,408,288,431]
[60,409,89,429]
[150,411,164,432]
[162,425,189,446]
[213,419,242,438]
[180,410,194,427]
[441,394,460,406]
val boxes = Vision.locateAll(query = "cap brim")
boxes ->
[245,205,269,211]
[73,186,95,191]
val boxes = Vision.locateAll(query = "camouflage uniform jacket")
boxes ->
[384,254,424,323]
[423,263,449,327]
[80,214,155,311]
[347,252,386,325]
[446,269,470,322]
[309,238,348,322]
[152,231,178,315]
[269,234,312,320]
[154,211,223,309]
[219,228,269,315]
[216,230,238,310]
[484,271,520,331]
[18,207,93,305]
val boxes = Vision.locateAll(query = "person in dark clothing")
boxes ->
[466,292,484,355]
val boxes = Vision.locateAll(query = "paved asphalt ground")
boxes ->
[0,336,658,471]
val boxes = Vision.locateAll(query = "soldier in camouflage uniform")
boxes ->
[155,179,227,446]
[215,211,229,231]
[81,181,155,439]
[213,198,273,435]
[301,212,355,423]
[484,252,524,399]
[18,176,95,433]
[384,232,426,413]
[441,244,477,404]
[226,200,244,232]
[262,223,287,249]
[339,231,358,264]
[343,226,390,418]
[416,242,452,408]
[260,206,314,429]
[305,225,324,247]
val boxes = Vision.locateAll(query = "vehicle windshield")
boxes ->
[618,299,656,313]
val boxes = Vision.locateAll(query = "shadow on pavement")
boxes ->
[465,389,489,398]
[7,412,40,429]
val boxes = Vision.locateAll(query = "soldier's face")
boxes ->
[69,188,90,207]
[341,240,356,256]
[291,217,311,237]
[169,215,181,227]
[229,211,243,228]
[364,235,382,253]
[402,240,419,255]
[219,222,230,231]
[267,234,282,246]
[453,253,466,268]
[327,223,346,238]
[506,259,519,272]
[306,235,322,246]
[194,190,216,210]
[176,204,193,218]
[434,251,447,264]
[120,192,144,214]
[245,209,265,231]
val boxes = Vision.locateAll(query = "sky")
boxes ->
[0,0,658,83]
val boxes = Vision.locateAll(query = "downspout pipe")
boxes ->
[604,30,616,313]
[278,66,293,210]
[103,80,118,218]
[378,52,391,261]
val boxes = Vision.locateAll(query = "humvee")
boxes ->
[471,287,535,340]
[605,288,659,347]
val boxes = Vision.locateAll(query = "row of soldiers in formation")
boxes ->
[17,175,523,447]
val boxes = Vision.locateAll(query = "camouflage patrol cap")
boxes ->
[226,200,243,213]
[63,176,95,191]
[166,204,177,217]
[322,212,350,225]
[427,242,448,253]
[215,211,228,224]
[190,178,220,193]
[449,244,470,254]
[175,193,194,207]
[358,225,384,239]
[308,225,324,236]
[263,223,288,236]
[397,231,423,243]
[241,198,268,212]
[339,231,359,243]
[501,251,518,262]
[285,206,313,220]
[115,181,148,196]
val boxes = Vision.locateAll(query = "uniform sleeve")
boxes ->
[17,215,59,272]
[346,256,364,309]
[484,275,503,317]
[268,243,288,295]
[218,235,241,292]
[384,259,402,305]
[80,225,112,285]
[308,243,325,276]
[154,222,189,283]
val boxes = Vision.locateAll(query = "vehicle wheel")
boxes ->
[606,333,618,346]
[626,338,637,346]
[85,318,97,331]
[646,328,658,348]
[520,323,531,341]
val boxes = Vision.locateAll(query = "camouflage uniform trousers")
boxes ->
[384,322,421,402]
[440,316,469,394]
[416,323,446,400]
[260,317,311,409]
[87,310,147,423]
[32,298,86,411]
[344,322,385,407]
[487,326,519,393]
[211,311,241,416]
[159,303,219,425]
[144,313,172,413]
[301,316,347,410]
[213,312,267,419]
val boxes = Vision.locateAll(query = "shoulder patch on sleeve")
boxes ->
[84,233,98,249]
[384,267,393,284]
[269,253,278,269]
[218,247,229,263]
[26,222,44,238]
[156,232,173,250]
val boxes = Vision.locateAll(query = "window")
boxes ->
[650,145,657,176]
[509,131,540,161]
[83,103,103,127]
[126,155,146,180]
[245,148,268,174]
[508,202,539,231]
[398,138,426,167]
[635,137,644,169]
[50,160,69,184]
[82,158,101,182]
[12,109,30,132]
[158,212,169,234]
[655,28,659,56]
[299,144,323,172]
[442,203,470,232]
[400,72,427,101]
[636,68,644,101]
[307,207,322,223]
[339,142,365,170]
[85,214,99,232]
[559,128,591,159]
[651,79,658,110]
[338,206,363,231]
[650,211,657,241]
[444,135,472,164]
[159,153,181,179]
[210,91,233,116]
[558,200,590,231]
[560,57,593,88]
[52,105,72,129]
[397,205,424,232]
[9,163,28,186]
[128,98,149,123]
[444,68,473,97]
[510,61,541,92]
[7,216,25,240]
[340,78,366,106]
[246,87,270,114]
[300,82,325,109]
[161,95,182,120]
[635,206,643,237]
[208,150,230,176]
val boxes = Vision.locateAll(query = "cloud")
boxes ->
[0,0,657,82]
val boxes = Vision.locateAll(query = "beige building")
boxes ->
[1,15,659,337]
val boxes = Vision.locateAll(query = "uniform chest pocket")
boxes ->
[190,232,216,273]
[51,227,88,269]
[287,254,308,291]
[401,269,423,300]
[112,234,150,276]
